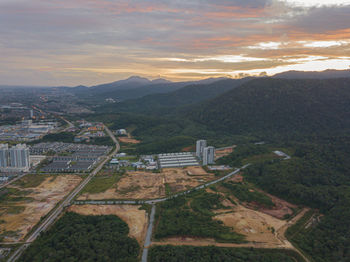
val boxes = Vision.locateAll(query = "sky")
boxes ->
[1,0,350,86]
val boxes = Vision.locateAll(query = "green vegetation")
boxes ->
[0,188,32,203]
[36,132,75,143]
[6,205,25,214]
[154,191,244,243]
[217,144,271,167]
[19,212,140,262]
[244,138,350,262]
[221,181,274,208]
[285,210,315,239]
[75,77,350,261]
[164,183,172,197]
[117,185,141,195]
[81,173,121,194]
[189,78,350,138]
[88,135,114,146]
[148,245,305,262]
[13,174,49,188]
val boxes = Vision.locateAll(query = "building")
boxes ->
[203,146,215,166]
[0,143,30,172]
[116,129,127,136]
[0,144,8,168]
[196,140,207,160]
[158,152,199,168]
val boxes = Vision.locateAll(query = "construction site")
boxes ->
[78,166,216,200]
[0,174,82,242]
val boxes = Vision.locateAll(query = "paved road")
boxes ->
[7,124,120,262]
[141,204,156,262]
[60,116,75,132]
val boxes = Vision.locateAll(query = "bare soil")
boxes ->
[68,204,148,245]
[215,146,235,160]
[0,175,82,242]
[78,167,215,200]
[118,137,140,144]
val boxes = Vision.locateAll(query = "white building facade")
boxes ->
[0,144,30,172]
[203,146,215,166]
[196,140,207,160]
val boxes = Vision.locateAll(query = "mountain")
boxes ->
[273,69,350,79]
[188,78,350,137]
[91,76,154,90]
[99,78,252,114]
[69,76,231,102]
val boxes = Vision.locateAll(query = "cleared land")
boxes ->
[78,167,215,200]
[153,180,303,250]
[118,137,140,144]
[215,146,235,160]
[68,204,148,245]
[154,200,306,250]
[0,174,82,242]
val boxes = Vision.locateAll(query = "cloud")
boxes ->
[0,0,349,85]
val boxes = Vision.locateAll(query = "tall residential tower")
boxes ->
[203,146,215,166]
[0,144,30,172]
[196,140,207,160]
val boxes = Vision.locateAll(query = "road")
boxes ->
[60,116,74,132]
[7,124,120,262]
[141,204,156,262]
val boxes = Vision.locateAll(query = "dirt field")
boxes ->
[0,175,82,242]
[215,205,287,246]
[118,137,140,144]
[215,146,235,160]
[257,192,298,219]
[68,204,148,245]
[78,167,215,200]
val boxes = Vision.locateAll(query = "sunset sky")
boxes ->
[1,0,350,86]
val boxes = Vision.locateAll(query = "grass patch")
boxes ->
[117,185,141,195]
[12,174,49,188]
[6,205,25,214]
[221,181,274,208]
[164,183,172,197]
[0,188,33,203]
[286,210,316,239]
[81,173,122,194]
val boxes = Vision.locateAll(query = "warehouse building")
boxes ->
[158,152,200,168]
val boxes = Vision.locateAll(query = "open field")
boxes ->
[78,167,215,200]
[67,204,148,245]
[214,205,288,247]
[0,174,82,242]
[118,137,140,144]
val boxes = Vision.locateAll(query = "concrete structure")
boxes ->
[203,146,215,166]
[196,140,207,160]
[0,143,30,172]
[158,152,199,168]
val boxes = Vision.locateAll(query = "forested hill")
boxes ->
[188,78,350,137]
[99,78,251,114]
